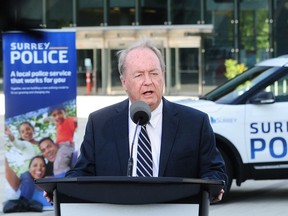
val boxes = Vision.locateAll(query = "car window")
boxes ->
[265,73,288,102]
[214,67,278,104]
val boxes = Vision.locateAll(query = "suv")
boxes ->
[177,55,288,193]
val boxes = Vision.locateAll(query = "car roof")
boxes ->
[256,55,288,67]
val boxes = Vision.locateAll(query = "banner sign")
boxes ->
[3,30,77,211]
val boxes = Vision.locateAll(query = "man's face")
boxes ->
[121,47,165,111]
[39,139,58,162]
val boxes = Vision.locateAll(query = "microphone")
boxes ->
[127,100,151,177]
[130,100,151,125]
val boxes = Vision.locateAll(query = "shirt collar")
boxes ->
[149,100,163,128]
[128,100,163,128]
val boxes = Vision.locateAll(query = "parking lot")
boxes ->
[1,94,288,215]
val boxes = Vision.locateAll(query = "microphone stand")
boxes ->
[127,120,140,177]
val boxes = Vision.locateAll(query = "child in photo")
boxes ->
[47,105,77,176]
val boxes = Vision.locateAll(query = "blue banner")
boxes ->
[3,30,77,212]
[3,30,77,118]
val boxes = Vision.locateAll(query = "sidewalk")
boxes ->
[0,93,194,215]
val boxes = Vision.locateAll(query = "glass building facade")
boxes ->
[1,0,288,95]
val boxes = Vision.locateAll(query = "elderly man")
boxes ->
[45,38,227,203]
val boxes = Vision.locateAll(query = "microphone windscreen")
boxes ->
[130,100,151,125]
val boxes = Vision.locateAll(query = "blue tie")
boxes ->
[136,125,153,177]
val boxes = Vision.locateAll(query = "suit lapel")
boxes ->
[112,98,179,176]
[158,99,179,176]
[113,99,130,175]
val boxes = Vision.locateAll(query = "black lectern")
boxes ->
[35,176,224,216]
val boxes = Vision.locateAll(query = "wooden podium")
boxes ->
[35,176,224,216]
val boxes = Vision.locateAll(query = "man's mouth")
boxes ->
[143,90,153,95]
[48,153,55,161]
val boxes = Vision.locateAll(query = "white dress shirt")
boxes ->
[128,100,163,177]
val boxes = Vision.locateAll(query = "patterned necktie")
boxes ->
[136,125,153,177]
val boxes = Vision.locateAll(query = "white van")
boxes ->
[177,55,288,193]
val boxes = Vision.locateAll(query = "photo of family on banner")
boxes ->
[2,30,78,213]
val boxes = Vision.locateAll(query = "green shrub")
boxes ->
[224,59,247,79]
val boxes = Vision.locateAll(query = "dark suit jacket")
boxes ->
[66,98,227,184]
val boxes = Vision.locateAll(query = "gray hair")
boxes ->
[117,38,166,77]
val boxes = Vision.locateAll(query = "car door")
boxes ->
[245,72,288,163]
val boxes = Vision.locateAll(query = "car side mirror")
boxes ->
[249,91,275,104]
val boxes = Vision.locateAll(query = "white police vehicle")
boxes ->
[178,55,288,193]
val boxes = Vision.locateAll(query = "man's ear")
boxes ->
[120,76,127,92]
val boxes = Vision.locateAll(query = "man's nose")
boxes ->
[143,73,153,84]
